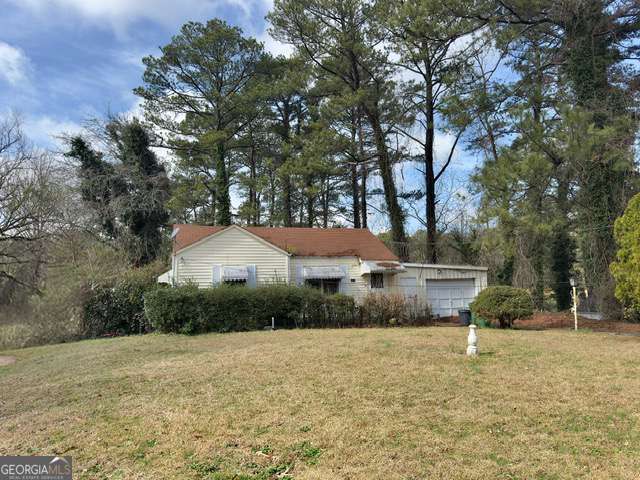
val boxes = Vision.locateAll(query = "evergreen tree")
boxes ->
[65,137,119,238]
[269,0,409,256]
[471,0,639,314]
[107,119,170,266]
[379,0,481,263]
[66,120,170,266]
[135,20,267,226]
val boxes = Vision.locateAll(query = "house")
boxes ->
[159,224,488,317]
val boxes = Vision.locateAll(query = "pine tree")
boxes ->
[269,0,409,255]
[135,20,267,226]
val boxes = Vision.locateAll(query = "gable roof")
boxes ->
[172,224,399,261]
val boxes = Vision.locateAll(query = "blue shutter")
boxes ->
[296,264,305,286]
[339,265,349,294]
[212,265,222,286]
[247,265,257,288]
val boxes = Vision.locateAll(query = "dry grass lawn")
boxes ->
[1,327,640,479]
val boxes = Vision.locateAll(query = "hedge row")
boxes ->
[144,285,431,334]
[144,285,355,334]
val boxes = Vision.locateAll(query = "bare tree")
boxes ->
[0,116,63,296]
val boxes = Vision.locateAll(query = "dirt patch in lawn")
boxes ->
[514,312,640,334]
[0,356,16,366]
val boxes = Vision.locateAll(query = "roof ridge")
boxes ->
[174,223,373,231]
[172,223,398,260]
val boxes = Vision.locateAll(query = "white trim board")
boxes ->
[402,263,488,272]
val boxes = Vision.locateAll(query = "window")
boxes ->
[305,278,340,295]
[370,273,384,289]
[305,279,321,290]
[219,265,251,287]
[323,279,340,295]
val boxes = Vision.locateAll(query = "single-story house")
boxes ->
[159,224,488,317]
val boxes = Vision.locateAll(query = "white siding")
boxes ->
[172,228,489,312]
[175,227,289,287]
[290,256,371,300]
[389,265,488,305]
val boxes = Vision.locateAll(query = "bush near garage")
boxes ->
[470,286,534,328]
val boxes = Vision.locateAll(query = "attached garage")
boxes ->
[392,263,488,318]
[425,279,476,317]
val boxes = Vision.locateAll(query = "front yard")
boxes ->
[1,327,639,479]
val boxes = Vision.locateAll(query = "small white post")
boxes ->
[271,317,275,331]
[466,324,478,356]
[570,277,578,331]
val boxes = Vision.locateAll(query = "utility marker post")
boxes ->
[570,277,578,331]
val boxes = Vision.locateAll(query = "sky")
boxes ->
[0,0,290,148]
[0,0,479,232]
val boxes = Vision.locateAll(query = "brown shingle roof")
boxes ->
[172,224,399,261]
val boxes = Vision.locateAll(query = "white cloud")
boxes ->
[124,97,144,119]
[12,0,273,33]
[257,31,294,57]
[0,42,30,85]
[22,115,83,148]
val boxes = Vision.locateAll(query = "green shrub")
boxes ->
[471,312,491,328]
[470,286,533,328]
[82,262,165,337]
[611,192,640,319]
[145,285,420,334]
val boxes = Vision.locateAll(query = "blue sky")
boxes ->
[0,0,479,232]
[0,0,285,148]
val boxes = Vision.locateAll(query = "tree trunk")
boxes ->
[551,170,574,310]
[424,68,438,264]
[531,237,545,310]
[215,142,231,225]
[268,173,276,227]
[351,163,360,228]
[322,176,330,228]
[281,102,293,227]
[360,163,368,229]
[350,111,361,228]
[531,48,545,310]
[249,145,258,226]
[358,114,368,229]
[306,175,314,227]
[364,105,407,257]
[282,177,292,227]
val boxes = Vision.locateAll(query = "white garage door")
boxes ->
[426,279,476,317]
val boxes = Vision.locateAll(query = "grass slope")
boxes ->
[1,328,639,479]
